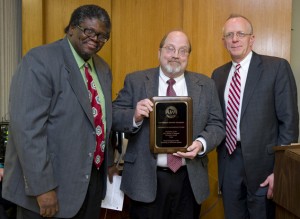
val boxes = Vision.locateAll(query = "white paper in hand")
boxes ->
[101,175,124,211]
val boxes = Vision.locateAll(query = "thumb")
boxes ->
[260,178,269,187]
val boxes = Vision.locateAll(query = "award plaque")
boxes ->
[149,96,193,153]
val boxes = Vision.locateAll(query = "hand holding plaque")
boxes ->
[149,96,193,153]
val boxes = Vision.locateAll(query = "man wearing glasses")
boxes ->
[112,30,225,219]
[3,5,114,219]
[212,14,298,219]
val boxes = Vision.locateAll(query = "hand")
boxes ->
[36,190,59,217]
[175,140,203,159]
[108,164,120,183]
[134,99,153,123]
[0,168,4,182]
[260,173,274,199]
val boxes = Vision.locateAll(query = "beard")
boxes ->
[164,63,182,74]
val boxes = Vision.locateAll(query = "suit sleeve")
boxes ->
[275,59,299,144]
[112,74,137,133]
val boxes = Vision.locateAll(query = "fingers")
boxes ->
[176,149,198,159]
[267,188,273,199]
[40,204,59,218]
[134,99,153,122]
[37,190,59,217]
[108,165,120,183]
[40,206,58,218]
[260,179,268,187]
[187,141,202,153]
[260,173,274,199]
[266,181,274,199]
[176,141,202,159]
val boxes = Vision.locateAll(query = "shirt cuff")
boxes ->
[196,137,207,155]
[133,117,143,128]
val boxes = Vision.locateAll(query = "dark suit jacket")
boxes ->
[211,51,299,194]
[2,37,113,218]
[112,67,225,204]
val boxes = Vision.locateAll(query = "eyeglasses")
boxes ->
[162,45,190,57]
[77,25,109,43]
[224,31,252,40]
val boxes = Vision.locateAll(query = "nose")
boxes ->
[172,50,180,58]
[232,33,240,41]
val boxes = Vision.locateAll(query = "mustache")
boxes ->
[168,58,180,62]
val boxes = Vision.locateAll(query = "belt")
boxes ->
[157,165,187,173]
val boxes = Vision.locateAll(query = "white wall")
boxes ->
[291,0,300,141]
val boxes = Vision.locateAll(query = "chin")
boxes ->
[80,53,91,61]
[165,65,182,74]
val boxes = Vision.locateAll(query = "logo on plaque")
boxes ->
[165,106,177,119]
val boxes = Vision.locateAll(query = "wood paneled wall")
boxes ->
[22,0,292,218]
[111,0,291,98]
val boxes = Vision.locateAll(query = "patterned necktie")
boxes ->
[84,63,105,169]
[225,64,241,154]
[166,78,182,172]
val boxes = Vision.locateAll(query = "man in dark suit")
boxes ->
[112,30,225,219]
[212,14,299,219]
[2,5,114,219]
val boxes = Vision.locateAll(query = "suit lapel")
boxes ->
[61,38,95,126]
[185,72,202,101]
[241,53,262,118]
[93,56,112,132]
[144,68,159,98]
[93,56,110,106]
[219,64,231,113]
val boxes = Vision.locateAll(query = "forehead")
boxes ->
[80,18,104,28]
[164,32,189,47]
[224,17,251,32]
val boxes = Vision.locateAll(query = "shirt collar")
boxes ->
[232,51,253,68]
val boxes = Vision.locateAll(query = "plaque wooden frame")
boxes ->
[149,96,193,153]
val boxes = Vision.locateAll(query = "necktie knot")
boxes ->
[84,63,91,75]
[167,78,176,86]
[235,64,241,72]
[166,78,176,96]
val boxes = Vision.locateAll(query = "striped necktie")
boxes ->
[225,64,241,154]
